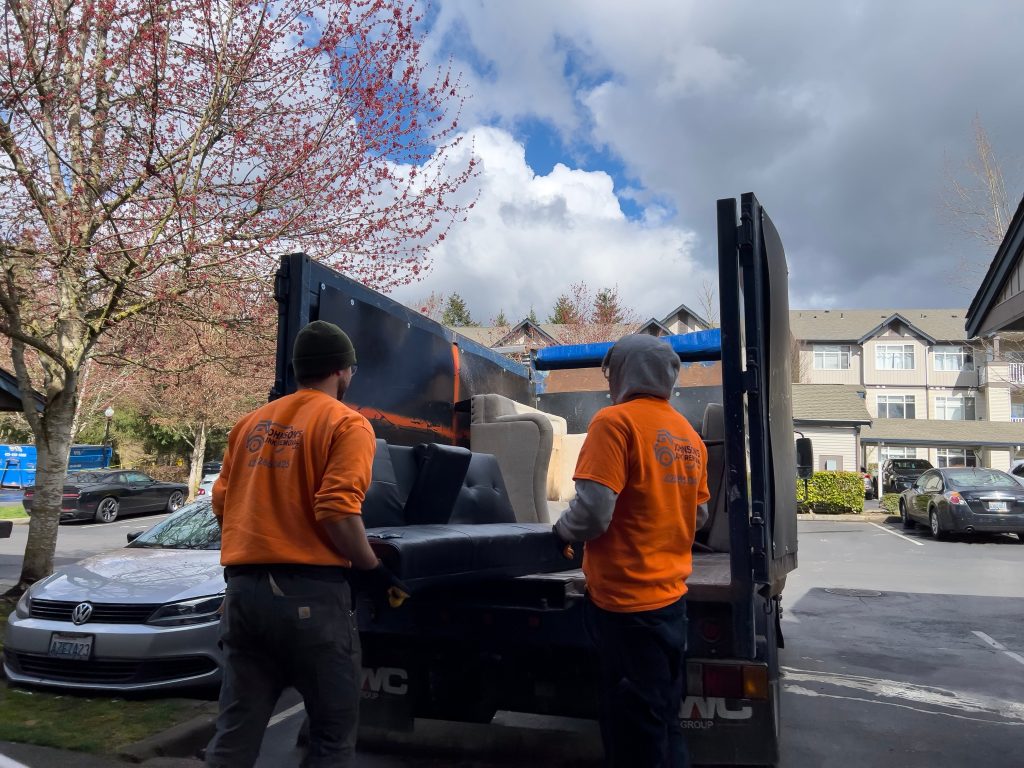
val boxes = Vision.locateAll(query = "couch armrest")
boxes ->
[470,413,554,524]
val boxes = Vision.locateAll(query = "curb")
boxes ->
[118,712,216,764]
[798,512,893,522]
[6,517,29,525]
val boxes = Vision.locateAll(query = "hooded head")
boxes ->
[602,334,680,404]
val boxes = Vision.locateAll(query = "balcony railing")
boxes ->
[1011,363,1024,383]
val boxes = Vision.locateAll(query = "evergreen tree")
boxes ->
[548,295,577,324]
[494,309,509,326]
[442,293,476,326]
[593,287,624,325]
[527,305,539,324]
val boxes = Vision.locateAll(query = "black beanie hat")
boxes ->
[292,321,357,382]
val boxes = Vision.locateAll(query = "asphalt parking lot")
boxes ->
[2,515,1022,767]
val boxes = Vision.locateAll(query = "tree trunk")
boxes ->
[13,395,77,593]
[187,420,207,500]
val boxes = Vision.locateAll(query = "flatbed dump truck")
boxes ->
[272,193,801,765]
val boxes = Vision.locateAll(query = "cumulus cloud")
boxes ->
[389,127,710,323]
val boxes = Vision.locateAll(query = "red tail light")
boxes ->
[197,488,206,496]
[946,492,964,505]
[702,664,744,698]
[62,493,80,499]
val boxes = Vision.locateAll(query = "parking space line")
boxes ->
[268,701,305,727]
[868,521,924,546]
[0,754,31,768]
[972,630,1024,667]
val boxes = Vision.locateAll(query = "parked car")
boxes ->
[4,499,224,691]
[202,460,223,476]
[881,458,934,494]
[897,467,1024,541]
[196,472,219,497]
[1010,462,1024,487]
[861,469,875,500]
[21,470,187,523]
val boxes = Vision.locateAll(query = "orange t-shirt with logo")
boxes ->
[574,396,709,613]
[212,389,375,568]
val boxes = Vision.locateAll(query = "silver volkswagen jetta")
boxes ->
[4,500,225,691]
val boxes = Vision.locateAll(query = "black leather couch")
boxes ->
[363,440,581,590]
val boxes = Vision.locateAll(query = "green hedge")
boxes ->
[880,493,901,515]
[795,471,865,514]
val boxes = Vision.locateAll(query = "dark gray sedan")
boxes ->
[898,467,1024,541]
[22,470,187,523]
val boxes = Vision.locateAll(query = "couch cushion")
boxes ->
[362,439,407,529]
[367,523,582,589]
[403,443,472,525]
[449,453,517,525]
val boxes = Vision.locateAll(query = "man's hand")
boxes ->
[552,525,576,560]
[351,562,411,608]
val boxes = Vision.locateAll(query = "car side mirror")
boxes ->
[126,531,143,543]
[796,437,814,480]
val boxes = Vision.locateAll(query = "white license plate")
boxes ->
[48,632,93,660]
[987,501,1008,512]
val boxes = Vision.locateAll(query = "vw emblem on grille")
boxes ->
[71,602,93,625]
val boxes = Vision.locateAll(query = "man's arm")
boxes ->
[554,479,619,542]
[321,514,379,570]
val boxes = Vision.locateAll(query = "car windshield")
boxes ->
[127,501,220,550]
[68,471,109,484]
[946,469,1019,489]
[891,460,931,470]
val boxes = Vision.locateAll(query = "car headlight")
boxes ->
[147,594,224,626]
[14,590,31,619]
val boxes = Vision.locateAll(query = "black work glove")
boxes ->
[351,562,411,608]
[552,524,576,560]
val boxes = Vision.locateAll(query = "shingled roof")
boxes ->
[790,309,970,342]
[792,385,871,424]
[861,418,1024,447]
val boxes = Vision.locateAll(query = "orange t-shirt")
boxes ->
[574,396,709,612]
[212,389,375,567]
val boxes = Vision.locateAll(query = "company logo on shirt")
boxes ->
[653,430,700,467]
[245,419,304,454]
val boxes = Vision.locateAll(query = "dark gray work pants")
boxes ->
[205,571,361,768]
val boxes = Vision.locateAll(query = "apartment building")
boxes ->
[791,309,1024,472]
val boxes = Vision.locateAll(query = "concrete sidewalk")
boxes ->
[0,742,202,767]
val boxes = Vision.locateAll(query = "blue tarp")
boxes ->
[532,329,721,371]
[0,444,113,488]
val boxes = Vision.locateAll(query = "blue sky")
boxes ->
[391,1,1024,326]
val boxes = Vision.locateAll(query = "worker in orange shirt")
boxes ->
[554,334,709,768]
[206,320,407,768]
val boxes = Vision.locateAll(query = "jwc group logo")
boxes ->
[245,420,304,454]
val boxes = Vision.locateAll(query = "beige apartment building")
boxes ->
[791,309,1024,472]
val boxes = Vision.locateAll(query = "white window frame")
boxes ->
[936,448,978,468]
[877,394,916,419]
[933,345,975,372]
[875,343,915,370]
[934,395,976,421]
[879,446,915,462]
[813,344,851,370]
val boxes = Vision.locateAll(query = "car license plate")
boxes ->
[48,633,93,660]
[987,501,1008,512]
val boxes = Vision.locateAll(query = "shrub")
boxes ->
[880,493,901,515]
[795,471,865,514]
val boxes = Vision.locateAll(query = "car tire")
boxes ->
[929,508,946,541]
[899,501,915,530]
[1016,533,1024,544]
[95,497,119,523]
[166,491,185,512]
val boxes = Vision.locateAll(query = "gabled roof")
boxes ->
[966,195,1024,338]
[659,302,710,330]
[860,418,1024,447]
[491,319,558,348]
[789,309,971,342]
[791,385,871,425]
[637,318,670,335]
[855,313,936,345]
[0,368,44,413]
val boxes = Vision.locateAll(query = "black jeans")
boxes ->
[584,596,690,768]
[205,571,361,768]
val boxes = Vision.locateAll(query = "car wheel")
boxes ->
[166,491,185,512]
[900,500,915,530]
[95,497,119,523]
[929,509,946,540]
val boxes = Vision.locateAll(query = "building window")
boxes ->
[1012,402,1024,422]
[875,343,915,370]
[813,344,851,370]
[819,455,843,471]
[934,395,976,421]
[933,345,975,372]
[936,448,978,468]
[879,446,915,461]
[877,394,916,419]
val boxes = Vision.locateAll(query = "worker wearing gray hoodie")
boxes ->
[554,334,709,768]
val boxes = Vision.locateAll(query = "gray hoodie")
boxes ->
[555,335,708,543]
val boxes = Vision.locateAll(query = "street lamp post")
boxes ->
[103,406,114,445]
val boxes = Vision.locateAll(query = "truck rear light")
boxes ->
[687,662,769,700]
[702,664,743,698]
[698,619,723,643]
[742,665,769,699]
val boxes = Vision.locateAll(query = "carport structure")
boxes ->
[860,418,1024,472]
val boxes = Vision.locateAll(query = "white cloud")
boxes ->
[389,126,710,324]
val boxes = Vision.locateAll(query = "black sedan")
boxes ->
[898,467,1024,541]
[882,458,933,494]
[22,470,187,524]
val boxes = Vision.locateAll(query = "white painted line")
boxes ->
[268,701,305,727]
[868,521,924,546]
[0,753,31,768]
[972,630,1024,667]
